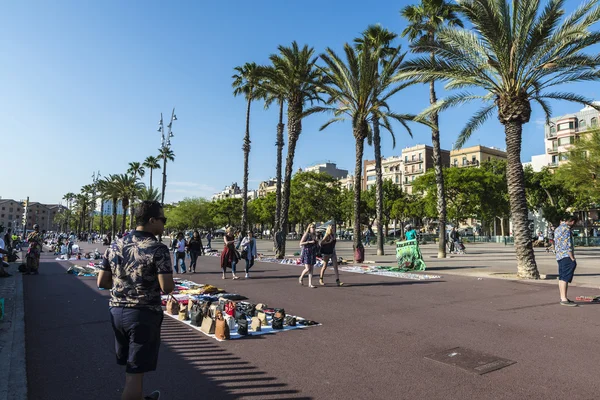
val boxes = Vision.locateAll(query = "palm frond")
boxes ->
[455,103,497,149]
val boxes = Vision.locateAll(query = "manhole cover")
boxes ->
[425,347,516,375]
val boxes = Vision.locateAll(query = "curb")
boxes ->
[0,269,27,400]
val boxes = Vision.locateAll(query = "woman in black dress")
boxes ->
[299,224,318,288]
[220,227,240,279]
[187,230,204,273]
[319,225,343,286]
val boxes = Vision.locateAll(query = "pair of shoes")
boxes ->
[560,300,578,307]
[232,275,240,280]
[319,278,325,286]
[336,279,344,287]
[308,285,317,289]
[145,390,160,400]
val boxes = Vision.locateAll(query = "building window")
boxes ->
[462,157,467,166]
[472,156,477,163]
[405,177,408,184]
[418,153,422,160]
[419,163,422,170]
[411,154,416,161]
[560,153,569,161]
[592,117,598,127]
[411,176,415,181]
[558,122,574,131]
[412,166,415,172]
[0,214,3,218]
[579,119,586,128]
[453,158,458,166]
[550,126,556,133]
[1,207,4,211]
[396,176,399,183]
[8,215,12,220]
[9,207,13,212]
[488,156,491,161]
[558,137,574,146]
[367,175,376,181]
[404,156,408,162]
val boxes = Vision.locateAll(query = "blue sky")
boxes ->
[1,0,597,204]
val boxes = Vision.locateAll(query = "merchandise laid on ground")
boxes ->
[162,278,320,342]
[66,262,103,276]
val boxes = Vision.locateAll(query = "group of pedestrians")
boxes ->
[220,227,257,279]
[170,231,205,274]
[299,224,343,288]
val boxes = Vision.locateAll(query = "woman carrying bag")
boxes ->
[299,224,318,288]
[240,231,257,279]
[318,225,343,286]
[220,227,240,279]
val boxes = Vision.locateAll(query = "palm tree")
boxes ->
[232,62,263,235]
[62,192,76,232]
[126,162,146,229]
[267,42,324,259]
[143,156,161,192]
[138,186,161,202]
[401,0,463,259]
[111,174,144,234]
[158,147,175,205]
[258,65,286,238]
[355,24,403,256]
[319,43,415,254]
[402,0,600,278]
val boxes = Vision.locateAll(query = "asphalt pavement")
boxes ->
[24,249,600,400]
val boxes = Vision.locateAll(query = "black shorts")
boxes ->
[557,257,577,283]
[109,307,164,374]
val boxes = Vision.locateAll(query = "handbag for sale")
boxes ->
[251,316,262,332]
[224,301,235,317]
[178,308,189,321]
[166,295,180,315]
[255,303,267,312]
[225,315,235,332]
[272,308,285,330]
[190,303,204,326]
[234,309,246,321]
[257,310,268,327]
[215,313,230,340]
[200,313,216,334]
[284,315,297,326]
[236,302,256,317]
[237,318,248,336]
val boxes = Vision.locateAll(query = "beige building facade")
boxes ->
[401,144,450,194]
[449,145,507,168]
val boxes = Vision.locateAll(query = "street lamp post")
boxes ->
[89,171,100,234]
[158,108,177,205]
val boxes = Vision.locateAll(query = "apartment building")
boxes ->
[0,199,67,232]
[303,162,349,179]
[449,145,507,167]
[362,156,403,191]
[257,179,278,198]
[401,144,450,194]
[545,103,600,168]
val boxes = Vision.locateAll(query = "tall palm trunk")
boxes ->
[100,198,104,235]
[505,121,539,278]
[276,104,301,259]
[430,73,447,259]
[149,168,153,192]
[161,157,167,205]
[121,198,129,234]
[274,99,284,234]
[373,119,384,255]
[353,132,366,251]
[111,198,117,240]
[241,97,252,235]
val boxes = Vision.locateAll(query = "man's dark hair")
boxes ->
[135,201,163,226]
[566,215,579,223]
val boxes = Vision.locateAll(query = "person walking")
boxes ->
[364,228,371,247]
[187,230,204,273]
[25,224,43,275]
[98,200,174,400]
[240,230,257,279]
[555,216,579,307]
[173,232,187,274]
[299,224,318,288]
[205,231,212,248]
[449,227,460,253]
[220,227,240,279]
[546,224,555,253]
[318,225,343,287]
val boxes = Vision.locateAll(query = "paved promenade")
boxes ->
[17,241,600,400]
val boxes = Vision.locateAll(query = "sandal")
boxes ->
[308,285,317,288]
[298,278,304,286]
[336,279,344,287]
[319,278,325,286]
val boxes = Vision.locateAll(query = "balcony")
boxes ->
[546,132,557,139]
[404,158,423,165]
[404,169,424,176]
[548,162,559,168]
[452,160,480,167]
[547,147,558,154]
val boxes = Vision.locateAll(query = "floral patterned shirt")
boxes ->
[26,231,43,259]
[554,222,574,261]
[101,230,173,312]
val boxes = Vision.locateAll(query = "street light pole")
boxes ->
[159,108,177,205]
[89,171,100,234]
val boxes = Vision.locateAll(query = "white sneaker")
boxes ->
[245,273,249,279]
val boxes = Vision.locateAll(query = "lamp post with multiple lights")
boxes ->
[158,108,177,205]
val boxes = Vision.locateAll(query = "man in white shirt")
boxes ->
[0,235,10,277]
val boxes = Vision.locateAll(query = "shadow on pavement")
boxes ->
[24,259,312,400]
[347,280,444,288]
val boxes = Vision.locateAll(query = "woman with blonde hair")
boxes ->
[299,223,318,288]
[220,227,240,279]
[318,225,343,286]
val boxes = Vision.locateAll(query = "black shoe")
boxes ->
[145,390,160,400]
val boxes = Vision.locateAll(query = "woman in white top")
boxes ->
[174,232,187,274]
[240,231,257,278]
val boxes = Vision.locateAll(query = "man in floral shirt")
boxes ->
[554,216,578,307]
[25,224,43,275]
[98,201,174,400]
